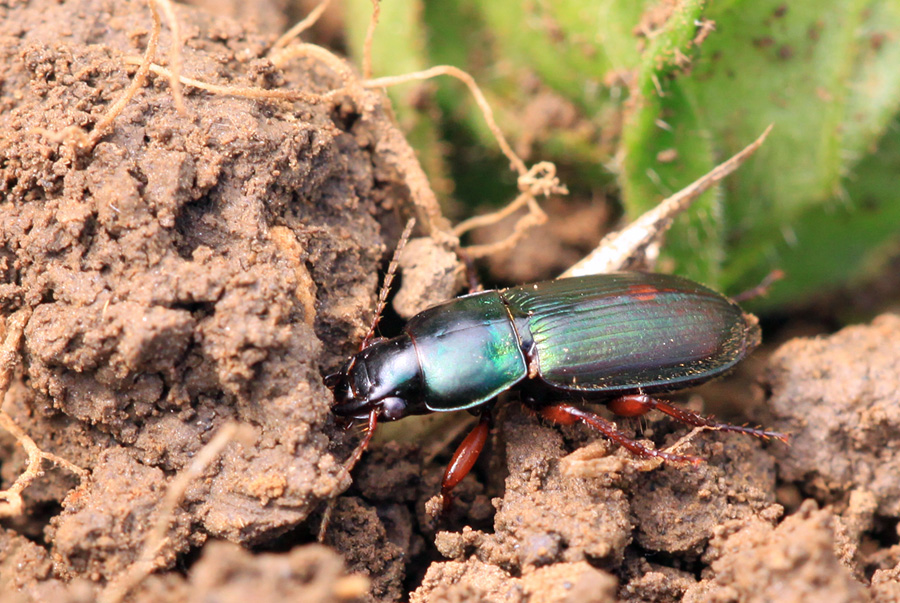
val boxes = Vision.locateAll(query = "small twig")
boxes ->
[100,422,242,603]
[662,425,711,456]
[560,125,774,278]
[731,268,785,303]
[271,0,335,51]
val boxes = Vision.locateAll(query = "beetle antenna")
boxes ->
[360,217,416,350]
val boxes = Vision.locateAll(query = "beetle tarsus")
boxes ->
[537,402,701,464]
[609,394,789,443]
[731,269,785,303]
[440,412,492,513]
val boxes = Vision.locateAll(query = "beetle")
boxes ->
[326,270,786,507]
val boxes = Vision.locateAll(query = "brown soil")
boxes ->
[1,1,900,602]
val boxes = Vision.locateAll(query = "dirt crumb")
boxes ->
[767,314,900,516]
[319,497,406,602]
[0,528,53,593]
[47,447,193,581]
[521,562,617,603]
[168,540,365,603]
[872,563,900,603]
[410,557,522,603]
[435,406,632,571]
[619,554,697,602]
[629,434,779,555]
[684,501,868,602]
[394,237,462,319]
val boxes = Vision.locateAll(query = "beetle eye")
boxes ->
[379,397,408,421]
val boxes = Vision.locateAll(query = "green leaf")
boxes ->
[342,0,900,309]
[619,0,721,285]
[344,0,452,198]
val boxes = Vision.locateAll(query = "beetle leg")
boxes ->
[538,403,701,464]
[730,269,785,303]
[358,409,379,457]
[608,394,788,443]
[441,412,492,512]
[456,247,484,293]
[340,409,379,477]
[318,409,379,542]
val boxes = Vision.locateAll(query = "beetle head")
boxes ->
[327,335,424,421]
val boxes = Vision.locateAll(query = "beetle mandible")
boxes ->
[326,235,786,507]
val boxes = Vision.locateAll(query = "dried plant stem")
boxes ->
[100,422,243,603]
[124,59,327,104]
[87,0,161,148]
[0,309,87,519]
[156,0,184,114]
[561,125,774,278]
[366,65,526,176]
[272,0,335,50]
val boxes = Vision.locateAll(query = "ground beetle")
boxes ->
[326,241,785,507]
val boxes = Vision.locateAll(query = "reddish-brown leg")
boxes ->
[538,403,701,464]
[607,394,788,442]
[319,409,379,542]
[731,269,785,303]
[440,413,491,512]
[343,409,379,474]
[456,247,484,294]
